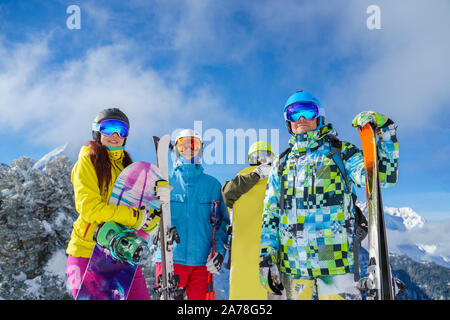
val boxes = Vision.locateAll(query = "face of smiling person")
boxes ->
[176,137,202,160]
[100,132,125,148]
[289,116,318,134]
[180,148,199,159]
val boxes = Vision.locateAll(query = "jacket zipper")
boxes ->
[83,223,91,238]
[312,163,316,194]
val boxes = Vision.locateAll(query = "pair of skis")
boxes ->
[153,135,219,300]
[152,135,184,300]
[358,124,405,300]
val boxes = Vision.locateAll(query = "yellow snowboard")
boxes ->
[229,166,268,300]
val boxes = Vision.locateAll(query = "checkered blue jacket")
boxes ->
[260,123,399,278]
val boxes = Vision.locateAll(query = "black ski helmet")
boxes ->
[92,108,130,145]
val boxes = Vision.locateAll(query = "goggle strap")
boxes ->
[92,123,100,131]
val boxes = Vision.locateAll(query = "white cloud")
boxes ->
[158,0,450,132]
[324,0,450,131]
[388,219,450,264]
[0,37,235,151]
[2,1,449,159]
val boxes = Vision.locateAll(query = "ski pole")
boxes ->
[206,200,221,300]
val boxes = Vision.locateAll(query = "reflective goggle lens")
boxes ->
[95,119,129,138]
[285,102,319,122]
[248,150,275,165]
[176,137,202,152]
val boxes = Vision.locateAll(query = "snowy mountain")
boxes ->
[357,201,450,269]
[32,144,68,171]
[384,206,425,230]
[357,201,425,231]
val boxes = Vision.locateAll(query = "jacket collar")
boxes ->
[79,144,124,161]
[107,147,124,161]
[288,123,337,154]
[173,162,204,183]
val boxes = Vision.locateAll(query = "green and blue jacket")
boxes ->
[260,123,398,278]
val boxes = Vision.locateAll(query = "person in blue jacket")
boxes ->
[155,129,230,300]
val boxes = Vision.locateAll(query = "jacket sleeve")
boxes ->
[71,153,142,228]
[215,187,231,258]
[344,122,399,189]
[260,159,281,257]
[221,170,260,208]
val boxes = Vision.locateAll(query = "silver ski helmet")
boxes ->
[92,108,130,145]
[283,90,325,134]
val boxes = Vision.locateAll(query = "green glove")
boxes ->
[352,110,389,128]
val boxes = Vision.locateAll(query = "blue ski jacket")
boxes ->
[155,162,230,266]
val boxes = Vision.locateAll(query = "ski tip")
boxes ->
[358,124,377,167]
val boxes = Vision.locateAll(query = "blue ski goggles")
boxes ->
[92,119,129,138]
[284,102,320,122]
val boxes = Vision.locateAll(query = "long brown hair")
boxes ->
[89,141,133,195]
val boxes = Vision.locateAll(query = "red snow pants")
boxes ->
[155,262,209,300]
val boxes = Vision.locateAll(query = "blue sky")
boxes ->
[1,0,449,221]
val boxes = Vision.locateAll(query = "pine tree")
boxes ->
[0,156,76,299]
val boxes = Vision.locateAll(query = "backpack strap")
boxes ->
[328,137,368,282]
[277,146,292,216]
[277,146,292,176]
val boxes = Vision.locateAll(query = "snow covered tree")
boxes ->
[0,156,76,299]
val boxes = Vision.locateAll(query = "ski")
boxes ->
[358,123,394,300]
[153,135,183,300]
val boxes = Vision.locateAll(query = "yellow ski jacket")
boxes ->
[66,145,143,258]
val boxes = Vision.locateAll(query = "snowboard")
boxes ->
[153,135,183,300]
[76,161,163,300]
[358,123,394,300]
[228,166,269,300]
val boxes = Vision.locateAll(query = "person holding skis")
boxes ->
[155,129,230,300]
[259,90,399,300]
[66,108,166,300]
[221,141,279,300]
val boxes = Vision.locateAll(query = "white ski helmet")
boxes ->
[175,129,203,144]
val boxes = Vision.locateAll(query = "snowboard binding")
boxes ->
[94,221,150,266]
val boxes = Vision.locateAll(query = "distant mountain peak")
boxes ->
[356,201,425,231]
[32,143,68,171]
[384,206,425,230]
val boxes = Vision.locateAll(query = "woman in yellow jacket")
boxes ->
[66,108,161,300]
